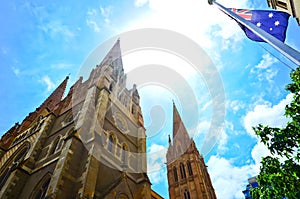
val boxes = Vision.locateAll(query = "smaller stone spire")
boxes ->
[0,76,69,149]
[40,76,69,111]
[172,103,190,140]
[20,75,69,131]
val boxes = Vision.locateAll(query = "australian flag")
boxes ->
[231,9,290,42]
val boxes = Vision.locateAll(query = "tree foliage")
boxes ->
[251,68,300,199]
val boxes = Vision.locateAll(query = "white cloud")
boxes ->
[217,128,228,152]
[229,100,245,113]
[265,68,278,82]
[41,75,55,92]
[147,144,167,183]
[87,8,97,16]
[134,0,149,7]
[214,120,235,153]
[250,53,278,83]
[201,100,212,112]
[126,0,252,51]
[100,6,112,24]
[122,0,253,72]
[50,63,73,69]
[11,67,20,77]
[148,167,167,185]
[208,134,279,198]
[254,53,277,69]
[191,120,210,138]
[86,6,112,32]
[207,155,259,199]
[39,20,75,39]
[206,93,295,198]
[225,120,234,132]
[86,19,101,32]
[86,9,101,32]
[251,141,270,165]
[243,93,293,138]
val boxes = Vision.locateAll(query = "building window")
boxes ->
[184,189,191,199]
[277,0,287,9]
[109,83,114,92]
[0,143,29,189]
[108,134,115,153]
[131,105,136,115]
[0,168,10,188]
[187,161,193,176]
[173,167,178,182]
[49,136,60,155]
[117,192,129,199]
[30,173,51,199]
[121,144,128,164]
[180,163,186,179]
[29,123,39,135]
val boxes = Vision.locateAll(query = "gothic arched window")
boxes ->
[109,82,115,92]
[30,173,51,199]
[108,134,115,153]
[180,163,186,179]
[0,143,30,189]
[116,192,129,199]
[173,167,178,182]
[0,168,10,188]
[49,136,60,155]
[184,189,191,199]
[121,144,128,164]
[187,161,193,176]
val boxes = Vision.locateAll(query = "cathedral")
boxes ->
[166,104,216,199]
[0,40,216,199]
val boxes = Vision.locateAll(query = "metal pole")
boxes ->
[208,0,300,66]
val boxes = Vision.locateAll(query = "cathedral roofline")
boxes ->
[0,76,69,149]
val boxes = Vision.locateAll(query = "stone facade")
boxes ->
[0,40,162,199]
[267,0,300,25]
[166,104,216,199]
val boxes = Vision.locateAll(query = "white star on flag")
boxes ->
[275,21,280,26]
[268,13,274,18]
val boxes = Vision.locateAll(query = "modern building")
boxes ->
[166,103,216,199]
[242,176,258,199]
[0,40,163,199]
[267,0,300,25]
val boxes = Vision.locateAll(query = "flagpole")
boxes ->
[208,0,300,67]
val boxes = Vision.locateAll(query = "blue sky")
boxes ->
[1,0,299,198]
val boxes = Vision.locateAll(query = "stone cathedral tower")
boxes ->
[0,40,162,199]
[166,104,216,199]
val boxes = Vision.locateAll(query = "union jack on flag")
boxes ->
[231,8,252,20]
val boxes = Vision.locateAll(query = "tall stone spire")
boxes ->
[100,39,124,77]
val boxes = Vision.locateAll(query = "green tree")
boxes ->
[251,68,300,199]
